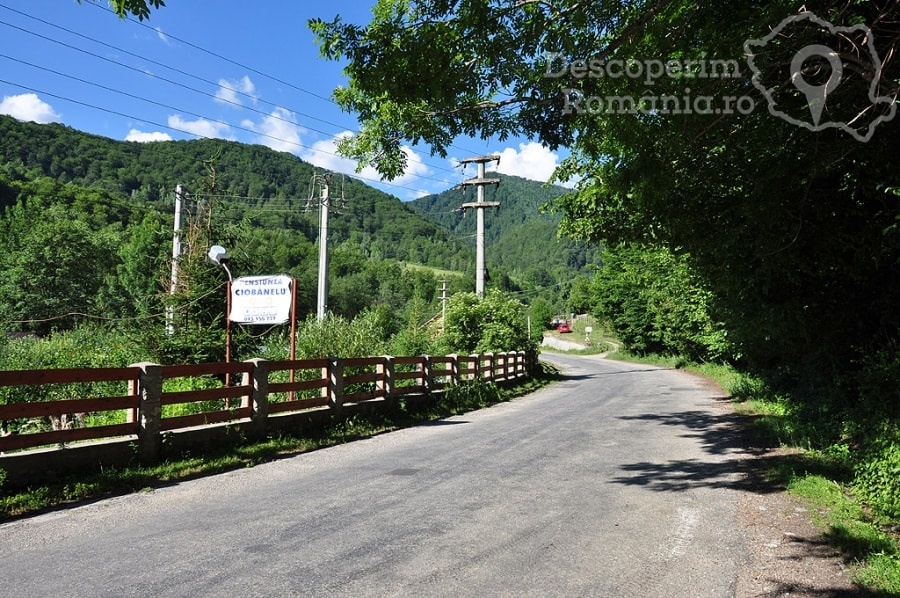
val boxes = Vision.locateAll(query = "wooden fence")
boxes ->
[0,351,535,487]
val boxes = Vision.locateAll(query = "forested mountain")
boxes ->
[0,115,472,272]
[0,115,592,348]
[411,174,599,295]
[0,115,494,342]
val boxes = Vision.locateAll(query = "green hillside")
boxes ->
[411,173,600,295]
[0,115,598,350]
[0,115,473,273]
[0,115,488,342]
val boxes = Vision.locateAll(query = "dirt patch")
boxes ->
[692,372,872,597]
[734,468,868,597]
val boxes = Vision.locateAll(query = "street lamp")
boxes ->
[208,245,233,384]
[207,245,232,282]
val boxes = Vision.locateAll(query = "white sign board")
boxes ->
[230,275,293,325]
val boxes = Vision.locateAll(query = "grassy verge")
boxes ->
[602,347,900,595]
[0,364,559,521]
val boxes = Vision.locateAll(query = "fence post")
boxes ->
[328,357,344,409]
[243,358,269,438]
[130,362,162,465]
[377,356,395,399]
[470,354,480,381]
[485,352,494,382]
[422,355,433,394]
[448,354,460,385]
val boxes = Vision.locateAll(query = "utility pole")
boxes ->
[459,155,501,298]
[317,176,330,321]
[306,173,340,322]
[439,279,448,327]
[167,184,184,334]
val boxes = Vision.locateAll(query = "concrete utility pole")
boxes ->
[316,176,330,321]
[167,184,184,334]
[459,155,501,298]
[440,279,448,326]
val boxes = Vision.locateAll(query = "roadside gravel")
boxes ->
[698,374,870,597]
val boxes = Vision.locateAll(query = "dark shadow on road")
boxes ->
[611,405,787,495]
[417,420,469,427]
[545,368,673,382]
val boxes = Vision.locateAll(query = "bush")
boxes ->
[438,289,533,354]
[589,244,731,362]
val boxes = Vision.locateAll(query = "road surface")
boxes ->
[0,354,751,597]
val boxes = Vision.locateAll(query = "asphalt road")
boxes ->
[0,354,750,597]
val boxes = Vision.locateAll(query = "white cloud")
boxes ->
[168,114,231,139]
[242,107,303,153]
[299,132,431,189]
[492,141,560,182]
[0,93,61,124]
[125,129,173,142]
[215,76,257,107]
[155,27,173,46]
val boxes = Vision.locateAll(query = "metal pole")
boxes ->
[225,278,232,387]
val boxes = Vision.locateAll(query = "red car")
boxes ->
[557,321,572,333]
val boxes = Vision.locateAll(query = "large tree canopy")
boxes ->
[312,1,900,396]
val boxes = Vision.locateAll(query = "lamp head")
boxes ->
[208,245,228,265]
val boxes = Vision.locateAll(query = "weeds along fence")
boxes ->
[0,351,535,488]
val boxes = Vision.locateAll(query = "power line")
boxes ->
[0,4,346,134]
[0,3,481,187]
[90,1,488,158]
[0,77,440,197]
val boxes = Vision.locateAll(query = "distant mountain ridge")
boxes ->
[0,115,597,298]
[0,114,473,272]
[411,173,601,289]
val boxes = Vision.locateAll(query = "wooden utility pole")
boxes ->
[458,155,501,298]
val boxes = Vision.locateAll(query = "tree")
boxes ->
[528,297,555,332]
[589,245,730,362]
[0,203,118,335]
[312,1,900,396]
[81,0,165,20]
[440,289,531,354]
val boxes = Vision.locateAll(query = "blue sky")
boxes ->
[0,0,565,200]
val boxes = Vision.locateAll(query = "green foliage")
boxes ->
[439,289,532,354]
[589,245,730,362]
[0,200,121,335]
[852,423,900,520]
[389,296,437,357]
[566,276,594,315]
[0,324,144,433]
[86,0,166,21]
[311,0,900,427]
[527,297,555,333]
[292,311,390,359]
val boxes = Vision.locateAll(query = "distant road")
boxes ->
[1,354,749,597]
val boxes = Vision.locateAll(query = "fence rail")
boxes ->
[0,351,535,483]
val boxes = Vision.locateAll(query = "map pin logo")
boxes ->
[790,44,843,126]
